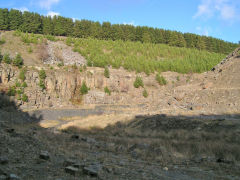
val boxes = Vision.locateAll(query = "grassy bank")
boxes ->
[68,37,226,74]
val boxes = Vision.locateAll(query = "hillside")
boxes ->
[0,30,240,179]
[0,8,238,54]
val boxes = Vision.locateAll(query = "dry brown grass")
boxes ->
[37,43,49,62]
[0,31,42,66]
[61,114,240,167]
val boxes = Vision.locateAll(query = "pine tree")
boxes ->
[8,9,22,30]
[42,16,53,34]
[21,12,42,33]
[0,8,9,30]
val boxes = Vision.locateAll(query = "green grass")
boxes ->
[68,37,226,74]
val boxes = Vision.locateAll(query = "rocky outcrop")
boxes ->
[44,41,86,66]
[1,50,240,115]
[212,46,240,72]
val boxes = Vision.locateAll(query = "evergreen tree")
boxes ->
[21,12,42,33]
[8,9,22,30]
[0,8,237,54]
[42,16,53,34]
[102,22,112,40]
[0,8,9,30]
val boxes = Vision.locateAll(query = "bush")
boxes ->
[39,79,46,90]
[57,62,64,67]
[28,47,33,53]
[45,35,56,42]
[134,76,144,88]
[22,94,28,102]
[177,76,180,81]
[72,63,77,70]
[143,89,148,98]
[13,53,23,68]
[156,74,167,85]
[15,81,21,87]
[104,86,111,95]
[39,69,46,80]
[16,88,24,95]
[104,66,110,78]
[0,51,3,63]
[3,53,11,64]
[80,81,89,95]
[19,69,26,81]
[22,82,28,88]
[7,86,16,96]
[0,38,6,45]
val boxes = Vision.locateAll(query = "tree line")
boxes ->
[0,8,238,54]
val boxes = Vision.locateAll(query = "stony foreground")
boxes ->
[0,101,240,179]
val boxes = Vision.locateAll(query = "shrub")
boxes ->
[3,53,11,64]
[0,51,2,63]
[57,62,64,67]
[15,81,21,87]
[17,88,24,95]
[39,69,46,80]
[22,94,28,102]
[80,65,87,72]
[104,66,110,78]
[134,76,144,88]
[80,81,89,95]
[0,38,6,45]
[22,82,28,88]
[177,76,180,81]
[72,63,77,70]
[104,86,111,95]
[39,79,46,90]
[143,89,148,98]
[7,86,16,96]
[19,69,26,81]
[156,74,167,85]
[13,53,23,68]
[28,47,33,53]
[45,35,56,42]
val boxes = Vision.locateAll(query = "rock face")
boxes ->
[0,46,240,115]
[0,64,143,109]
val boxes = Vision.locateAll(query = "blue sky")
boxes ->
[0,0,239,43]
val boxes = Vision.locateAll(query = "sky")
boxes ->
[0,0,239,43]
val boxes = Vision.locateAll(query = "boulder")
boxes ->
[83,164,102,177]
[65,166,79,176]
[39,151,50,160]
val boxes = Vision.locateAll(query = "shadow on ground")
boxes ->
[1,92,240,179]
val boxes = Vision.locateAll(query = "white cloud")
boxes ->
[194,0,239,22]
[218,4,235,20]
[47,11,60,17]
[123,21,137,26]
[14,7,29,12]
[39,0,60,10]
